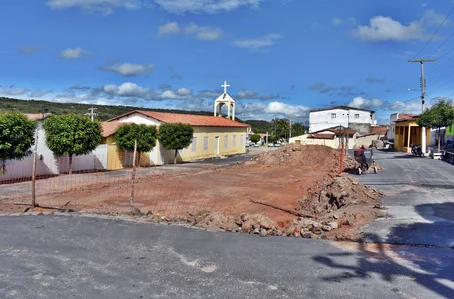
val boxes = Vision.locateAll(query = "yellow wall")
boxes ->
[102,126,248,168]
[175,126,247,163]
[290,134,336,148]
[394,120,431,152]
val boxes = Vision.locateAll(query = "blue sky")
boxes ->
[2,0,454,124]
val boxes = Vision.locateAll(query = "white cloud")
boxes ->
[102,82,149,97]
[348,97,384,109]
[99,62,155,77]
[59,47,90,59]
[154,0,262,14]
[184,23,223,40]
[159,88,193,99]
[30,89,50,98]
[158,22,180,35]
[265,101,310,117]
[234,34,283,50]
[0,87,30,96]
[46,0,143,15]
[354,10,447,42]
[332,18,342,26]
[389,100,427,112]
[176,88,192,96]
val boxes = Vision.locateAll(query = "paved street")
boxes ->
[356,150,454,248]
[1,215,453,299]
[1,149,454,298]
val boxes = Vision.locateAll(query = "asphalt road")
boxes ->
[1,215,453,299]
[355,150,454,248]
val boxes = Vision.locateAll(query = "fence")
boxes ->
[0,144,345,221]
[0,153,212,218]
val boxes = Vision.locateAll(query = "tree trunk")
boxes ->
[1,159,6,175]
[174,149,178,165]
[131,139,137,211]
[69,154,73,175]
[438,127,441,152]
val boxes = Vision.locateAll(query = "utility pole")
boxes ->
[408,58,436,154]
[289,113,292,139]
[85,107,98,121]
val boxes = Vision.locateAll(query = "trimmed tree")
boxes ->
[269,135,278,145]
[416,98,454,152]
[250,134,261,144]
[158,123,194,164]
[115,124,158,166]
[0,112,37,174]
[43,114,102,174]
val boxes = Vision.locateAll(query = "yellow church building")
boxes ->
[101,81,249,169]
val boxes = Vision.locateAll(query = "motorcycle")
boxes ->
[411,144,424,157]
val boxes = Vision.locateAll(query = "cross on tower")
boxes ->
[221,81,230,94]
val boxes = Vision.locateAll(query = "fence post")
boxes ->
[31,128,39,208]
[130,139,137,211]
[339,137,345,174]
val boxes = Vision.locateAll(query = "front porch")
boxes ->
[394,120,430,153]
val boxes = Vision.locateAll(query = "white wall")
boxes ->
[388,113,398,140]
[1,122,111,182]
[118,113,162,126]
[1,121,57,182]
[309,108,374,133]
[55,145,108,173]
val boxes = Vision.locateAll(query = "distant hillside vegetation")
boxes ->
[0,97,241,121]
[244,120,271,133]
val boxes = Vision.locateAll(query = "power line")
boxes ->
[412,5,454,59]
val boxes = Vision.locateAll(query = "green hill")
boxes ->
[0,97,226,121]
[244,120,271,133]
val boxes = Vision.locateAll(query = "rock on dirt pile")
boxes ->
[298,173,384,217]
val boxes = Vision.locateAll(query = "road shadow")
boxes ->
[313,233,454,298]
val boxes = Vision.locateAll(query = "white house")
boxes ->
[290,126,358,149]
[1,113,108,182]
[309,106,376,135]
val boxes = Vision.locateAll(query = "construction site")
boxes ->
[0,144,385,241]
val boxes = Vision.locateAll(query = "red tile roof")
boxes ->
[396,114,419,122]
[101,121,132,137]
[371,126,388,135]
[108,110,249,128]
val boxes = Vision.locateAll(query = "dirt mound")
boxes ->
[298,173,384,217]
[248,144,336,167]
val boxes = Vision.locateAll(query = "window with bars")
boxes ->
[331,113,336,119]
[224,135,228,148]
[354,114,359,119]
[240,135,244,146]
[191,137,197,152]
[203,136,209,150]
[233,135,237,147]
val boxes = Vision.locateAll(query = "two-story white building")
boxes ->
[309,106,376,135]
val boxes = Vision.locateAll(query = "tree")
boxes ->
[291,122,306,136]
[158,123,194,164]
[250,134,261,144]
[43,114,102,174]
[0,112,37,174]
[269,135,278,144]
[416,98,454,152]
[115,124,158,165]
